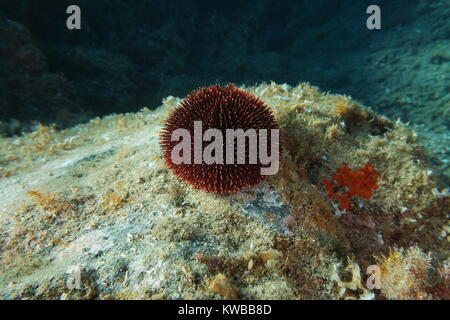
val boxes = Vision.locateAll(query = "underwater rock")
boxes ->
[1,1,448,184]
[0,83,448,299]
[0,17,77,128]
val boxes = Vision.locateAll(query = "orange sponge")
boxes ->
[322,162,378,212]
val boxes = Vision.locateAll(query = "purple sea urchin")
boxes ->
[159,84,280,193]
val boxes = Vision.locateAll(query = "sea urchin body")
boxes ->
[159,84,280,194]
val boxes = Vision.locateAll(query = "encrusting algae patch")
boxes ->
[0,82,448,299]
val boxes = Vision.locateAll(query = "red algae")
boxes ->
[322,163,378,212]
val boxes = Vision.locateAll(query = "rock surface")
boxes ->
[0,83,448,299]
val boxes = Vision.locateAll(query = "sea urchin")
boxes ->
[160,84,281,194]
